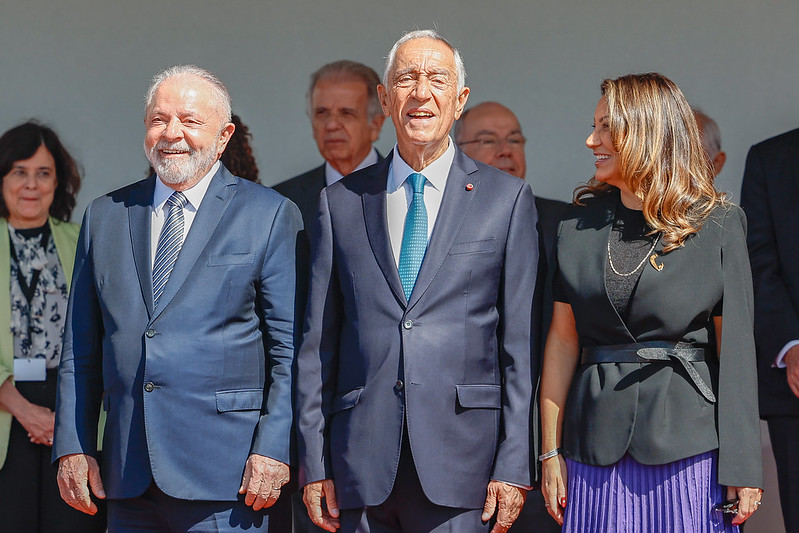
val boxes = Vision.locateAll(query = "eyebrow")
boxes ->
[473,128,523,136]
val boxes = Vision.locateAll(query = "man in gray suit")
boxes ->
[296,30,538,533]
[53,65,302,532]
[274,60,385,233]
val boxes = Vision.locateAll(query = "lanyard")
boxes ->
[9,225,51,305]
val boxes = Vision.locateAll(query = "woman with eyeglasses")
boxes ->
[539,73,763,531]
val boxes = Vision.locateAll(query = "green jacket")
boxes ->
[0,217,82,468]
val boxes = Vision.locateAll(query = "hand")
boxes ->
[303,479,340,532]
[18,402,55,446]
[726,485,763,526]
[784,346,799,398]
[57,453,105,515]
[482,480,527,532]
[238,454,290,510]
[541,454,568,525]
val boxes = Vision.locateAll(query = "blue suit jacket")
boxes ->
[296,149,538,510]
[54,165,303,501]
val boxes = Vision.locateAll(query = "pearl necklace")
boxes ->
[607,233,661,277]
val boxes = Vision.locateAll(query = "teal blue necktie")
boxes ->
[398,173,428,299]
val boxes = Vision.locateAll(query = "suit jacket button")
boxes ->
[403,320,413,330]
[144,382,155,392]
[145,329,156,338]
[395,380,404,391]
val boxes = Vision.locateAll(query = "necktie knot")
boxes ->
[408,173,426,194]
[167,191,188,210]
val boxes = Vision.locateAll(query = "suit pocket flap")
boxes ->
[449,238,495,255]
[207,253,254,266]
[330,387,363,414]
[456,384,501,409]
[216,389,264,412]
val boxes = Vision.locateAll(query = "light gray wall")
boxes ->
[1,0,797,220]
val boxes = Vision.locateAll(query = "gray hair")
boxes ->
[306,60,383,121]
[383,29,466,93]
[145,65,232,123]
[693,108,722,157]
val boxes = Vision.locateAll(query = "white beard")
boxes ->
[145,140,218,185]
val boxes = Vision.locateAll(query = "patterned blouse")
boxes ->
[8,223,69,369]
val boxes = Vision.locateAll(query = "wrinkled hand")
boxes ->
[482,480,527,532]
[57,453,105,515]
[303,479,340,532]
[541,455,568,525]
[18,402,55,446]
[238,454,289,510]
[727,485,763,526]
[784,346,799,398]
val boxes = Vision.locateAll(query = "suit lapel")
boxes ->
[150,166,236,322]
[407,149,478,309]
[128,177,157,317]
[363,153,406,305]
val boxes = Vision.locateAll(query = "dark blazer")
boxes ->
[296,149,538,510]
[740,128,799,418]
[54,166,303,501]
[555,190,761,489]
[274,152,384,235]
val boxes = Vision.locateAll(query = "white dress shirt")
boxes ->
[150,161,219,268]
[386,139,456,267]
[324,147,379,186]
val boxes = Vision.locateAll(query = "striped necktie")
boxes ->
[398,173,428,300]
[152,191,188,307]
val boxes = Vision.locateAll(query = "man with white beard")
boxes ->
[53,65,303,532]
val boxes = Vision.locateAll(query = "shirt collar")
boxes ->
[153,161,220,212]
[324,147,379,186]
[387,137,455,193]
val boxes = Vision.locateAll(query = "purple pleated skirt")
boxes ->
[563,451,738,533]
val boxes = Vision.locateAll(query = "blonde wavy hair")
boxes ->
[575,73,724,252]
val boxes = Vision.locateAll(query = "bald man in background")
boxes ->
[694,109,727,177]
[455,101,565,533]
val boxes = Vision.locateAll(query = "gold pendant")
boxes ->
[650,254,664,271]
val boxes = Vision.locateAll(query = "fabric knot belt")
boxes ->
[581,341,716,403]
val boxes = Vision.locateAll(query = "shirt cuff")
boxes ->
[774,340,799,368]
[493,479,533,491]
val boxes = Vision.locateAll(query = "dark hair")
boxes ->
[221,115,260,183]
[0,121,82,221]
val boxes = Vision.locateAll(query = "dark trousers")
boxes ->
[337,433,490,533]
[767,416,799,533]
[108,480,291,532]
[0,369,107,533]
[508,490,562,532]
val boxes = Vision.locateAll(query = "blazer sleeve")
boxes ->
[296,188,343,486]
[740,145,799,360]
[250,197,304,464]
[53,203,104,460]
[716,206,763,488]
[491,183,538,486]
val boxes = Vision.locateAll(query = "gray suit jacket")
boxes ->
[296,148,539,509]
[54,166,303,501]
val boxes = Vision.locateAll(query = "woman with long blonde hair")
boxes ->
[540,73,763,531]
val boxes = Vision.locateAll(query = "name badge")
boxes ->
[14,358,47,382]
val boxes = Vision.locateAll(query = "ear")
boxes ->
[368,113,386,143]
[377,85,391,117]
[453,87,470,120]
[217,122,236,157]
[712,151,726,176]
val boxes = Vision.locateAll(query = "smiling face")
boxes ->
[378,37,469,169]
[144,76,234,190]
[586,97,624,189]
[310,77,384,175]
[457,102,526,179]
[2,144,57,228]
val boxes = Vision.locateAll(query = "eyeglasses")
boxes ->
[457,135,526,150]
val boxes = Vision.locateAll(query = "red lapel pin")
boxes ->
[465,183,474,191]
